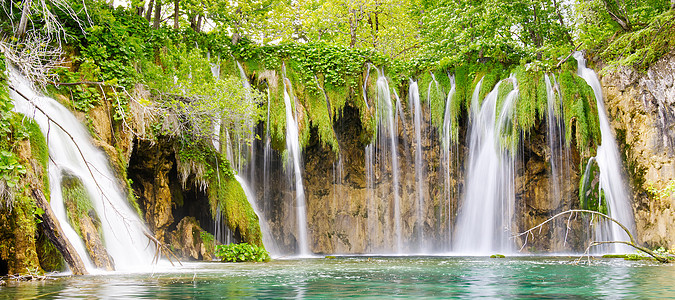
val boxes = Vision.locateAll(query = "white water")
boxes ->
[9,66,155,272]
[373,68,402,253]
[442,76,456,248]
[362,64,372,110]
[454,76,519,254]
[409,79,426,250]
[234,175,280,256]
[574,52,636,253]
[281,69,310,256]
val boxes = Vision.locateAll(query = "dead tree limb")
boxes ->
[555,43,583,69]
[144,232,182,266]
[515,209,669,263]
[32,188,88,275]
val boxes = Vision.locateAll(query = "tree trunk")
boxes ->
[153,0,162,29]
[32,188,89,275]
[602,0,631,31]
[145,0,154,22]
[196,15,203,32]
[16,0,32,38]
[173,0,180,29]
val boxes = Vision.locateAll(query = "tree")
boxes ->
[419,0,576,65]
[208,0,281,44]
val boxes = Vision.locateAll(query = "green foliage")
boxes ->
[599,10,675,72]
[420,0,574,68]
[214,243,270,263]
[200,231,215,249]
[557,70,600,153]
[513,66,547,136]
[579,158,608,214]
[69,85,100,113]
[574,0,670,54]
[646,180,675,200]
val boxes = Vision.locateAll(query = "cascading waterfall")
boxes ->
[368,68,402,253]
[454,76,519,254]
[282,66,310,256]
[441,75,456,249]
[9,66,155,272]
[574,52,636,253]
[409,79,426,250]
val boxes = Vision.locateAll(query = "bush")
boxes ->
[214,243,270,263]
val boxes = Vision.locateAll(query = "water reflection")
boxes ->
[1,257,674,299]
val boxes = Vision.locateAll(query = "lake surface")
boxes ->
[2,256,674,299]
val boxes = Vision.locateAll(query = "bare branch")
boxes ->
[515,209,669,263]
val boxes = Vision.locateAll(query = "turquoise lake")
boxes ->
[2,256,674,299]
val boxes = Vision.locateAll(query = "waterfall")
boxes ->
[544,74,573,250]
[362,64,372,110]
[409,79,426,250]
[365,68,402,253]
[8,66,155,272]
[574,52,636,253]
[454,76,519,254]
[234,175,280,256]
[378,69,402,252]
[441,75,456,249]
[262,87,273,228]
[281,67,310,256]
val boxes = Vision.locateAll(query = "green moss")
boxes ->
[24,119,50,200]
[36,229,65,272]
[208,165,263,248]
[0,195,42,275]
[61,174,100,239]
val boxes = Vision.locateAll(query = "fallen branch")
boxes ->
[144,232,183,266]
[555,43,584,69]
[515,209,669,263]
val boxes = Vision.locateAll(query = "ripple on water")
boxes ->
[1,257,674,299]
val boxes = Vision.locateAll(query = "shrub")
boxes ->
[214,243,270,263]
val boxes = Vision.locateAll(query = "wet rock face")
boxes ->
[601,55,675,249]
[128,138,175,242]
[61,174,115,271]
[168,216,213,261]
[514,120,583,252]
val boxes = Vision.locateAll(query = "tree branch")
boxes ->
[515,209,669,263]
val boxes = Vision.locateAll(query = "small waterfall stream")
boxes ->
[9,66,155,272]
[441,76,456,249]
[234,175,280,255]
[574,52,636,253]
[281,67,310,256]
[409,79,425,249]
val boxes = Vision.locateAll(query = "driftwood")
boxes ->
[32,188,89,275]
[144,232,182,267]
[515,209,669,263]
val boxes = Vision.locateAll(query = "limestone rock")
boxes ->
[168,217,212,261]
[601,54,675,249]
[128,138,175,242]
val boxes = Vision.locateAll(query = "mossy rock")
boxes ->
[490,254,506,258]
[209,172,264,249]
